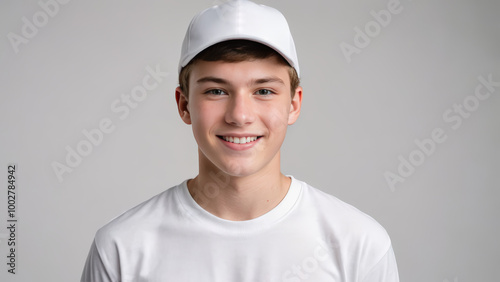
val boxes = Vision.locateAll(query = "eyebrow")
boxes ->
[251,77,285,86]
[196,76,285,86]
[196,76,228,85]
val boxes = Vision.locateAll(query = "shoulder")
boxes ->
[84,183,185,280]
[294,178,392,255]
[293,178,396,277]
[93,183,183,247]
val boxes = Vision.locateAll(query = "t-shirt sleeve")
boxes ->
[360,245,399,282]
[81,240,116,282]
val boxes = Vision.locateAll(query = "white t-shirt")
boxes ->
[81,176,399,282]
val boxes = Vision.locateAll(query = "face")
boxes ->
[175,57,302,177]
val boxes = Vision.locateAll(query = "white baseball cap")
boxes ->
[178,0,300,77]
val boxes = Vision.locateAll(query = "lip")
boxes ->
[217,133,262,138]
[217,135,262,151]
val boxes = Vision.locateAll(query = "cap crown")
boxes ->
[178,0,300,76]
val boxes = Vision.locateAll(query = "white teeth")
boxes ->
[222,136,258,144]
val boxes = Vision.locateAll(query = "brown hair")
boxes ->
[178,40,300,98]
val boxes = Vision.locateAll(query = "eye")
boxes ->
[205,89,227,95]
[255,89,274,96]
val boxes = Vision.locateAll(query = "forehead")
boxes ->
[189,57,291,88]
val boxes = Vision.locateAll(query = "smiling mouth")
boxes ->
[217,136,263,144]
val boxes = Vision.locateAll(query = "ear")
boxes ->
[175,86,192,125]
[288,86,303,125]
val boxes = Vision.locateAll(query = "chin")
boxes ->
[218,162,257,177]
[214,156,268,177]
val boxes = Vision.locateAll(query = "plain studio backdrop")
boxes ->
[1,0,499,281]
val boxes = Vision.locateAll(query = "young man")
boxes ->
[81,0,399,281]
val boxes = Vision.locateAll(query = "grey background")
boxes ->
[1,0,499,281]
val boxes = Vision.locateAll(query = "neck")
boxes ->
[187,150,291,221]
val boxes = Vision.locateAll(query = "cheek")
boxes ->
[262,105,290,134]
[190,102,222,134]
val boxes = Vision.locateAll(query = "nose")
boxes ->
[224,92,256,126]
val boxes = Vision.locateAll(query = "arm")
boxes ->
[361,246,399,282]
[81,240,116,282]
